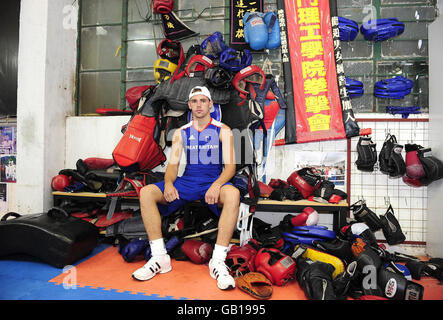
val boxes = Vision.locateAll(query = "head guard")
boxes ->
[184,55,214,77]
[233,65,266,100]
[204,66,234,90]
[153,58,178,83]
[200,31,228,60]
[156,39,185,66]
[219,48,253,72]
[360,18,405,42]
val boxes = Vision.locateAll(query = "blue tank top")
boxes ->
[180,118,224,179]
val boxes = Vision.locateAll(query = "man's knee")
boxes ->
[220,185,240,206]
[140,184,163,203]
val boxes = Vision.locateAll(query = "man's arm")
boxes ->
[205,125,236,204]
[163,128,183,202]
[216,124,237,184]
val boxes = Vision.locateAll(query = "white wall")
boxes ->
[15,0,78,214]
[65,116,130,169]
[426,11,443,257]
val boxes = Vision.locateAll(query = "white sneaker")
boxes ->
[132,254,172,281]
[209,258,235,290]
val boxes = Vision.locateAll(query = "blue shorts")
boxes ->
[153,175,233,217]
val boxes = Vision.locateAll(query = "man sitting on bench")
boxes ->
[132,86,240,290]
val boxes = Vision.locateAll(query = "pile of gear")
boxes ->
[355,132,443,187]
[112,195,442,300]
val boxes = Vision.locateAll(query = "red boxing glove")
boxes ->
[181,239,213,264]
[153,0,174,14]
[254,248,295,286]
[290,207,319,227]
[51,174,71,191]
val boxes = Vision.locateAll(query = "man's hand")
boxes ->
[164,182,180,202]
[205,182,221,205]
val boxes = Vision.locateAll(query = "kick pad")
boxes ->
[0,208,99,268]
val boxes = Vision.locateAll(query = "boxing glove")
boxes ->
[51,174,71,191]
[295,257,337,300]
[417,147,443,185]
[377,268,423,300]
[181,239,213,264]
[121,238,149,262]
[329,189,347,204]
[144,236,182,261]
[312,180,335,203]
[340,222,377,247]
[404,144,426,179]
[264,11,280,49]
[243,12,268,51]
[290,207,319,227]
[350,200,383,232]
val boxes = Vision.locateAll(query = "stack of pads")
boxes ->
[117,197,442,300]
[339,17,420,118]
[338,17,405,42]
[355,133,443,187]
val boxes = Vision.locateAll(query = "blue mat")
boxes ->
[0,243,177,300]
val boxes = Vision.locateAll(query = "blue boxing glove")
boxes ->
[121,238,149,262]
[144,235,182,261]
[264,11,280,49]
[243,11,268,51]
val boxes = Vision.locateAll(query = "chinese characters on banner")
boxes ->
[230,0,263,50]
[278,0,346,144]
[161,11,198,41]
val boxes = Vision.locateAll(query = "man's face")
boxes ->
[188,94,212,119]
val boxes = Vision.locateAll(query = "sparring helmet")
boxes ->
[204,66,234,90]
[360,18,405,42]
[184,55,215,77]
[200,31,228,60]
[233,65,266,99]
[153,58,178,83]
[338,16,359,41]
[156,38,184,66]
[225,242,258,277]
[219,47,252,72]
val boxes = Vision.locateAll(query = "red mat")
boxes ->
[49,246,306,300]
[49,246,443,300]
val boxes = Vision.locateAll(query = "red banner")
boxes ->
[284,0,346,143]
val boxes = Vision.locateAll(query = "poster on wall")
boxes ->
[0,126,17,154]
[1,155,16,183]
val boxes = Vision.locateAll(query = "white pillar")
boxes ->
[16,0,78,214]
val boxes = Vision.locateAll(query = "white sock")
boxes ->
[149,238,167,256]
[212,244,229,262]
